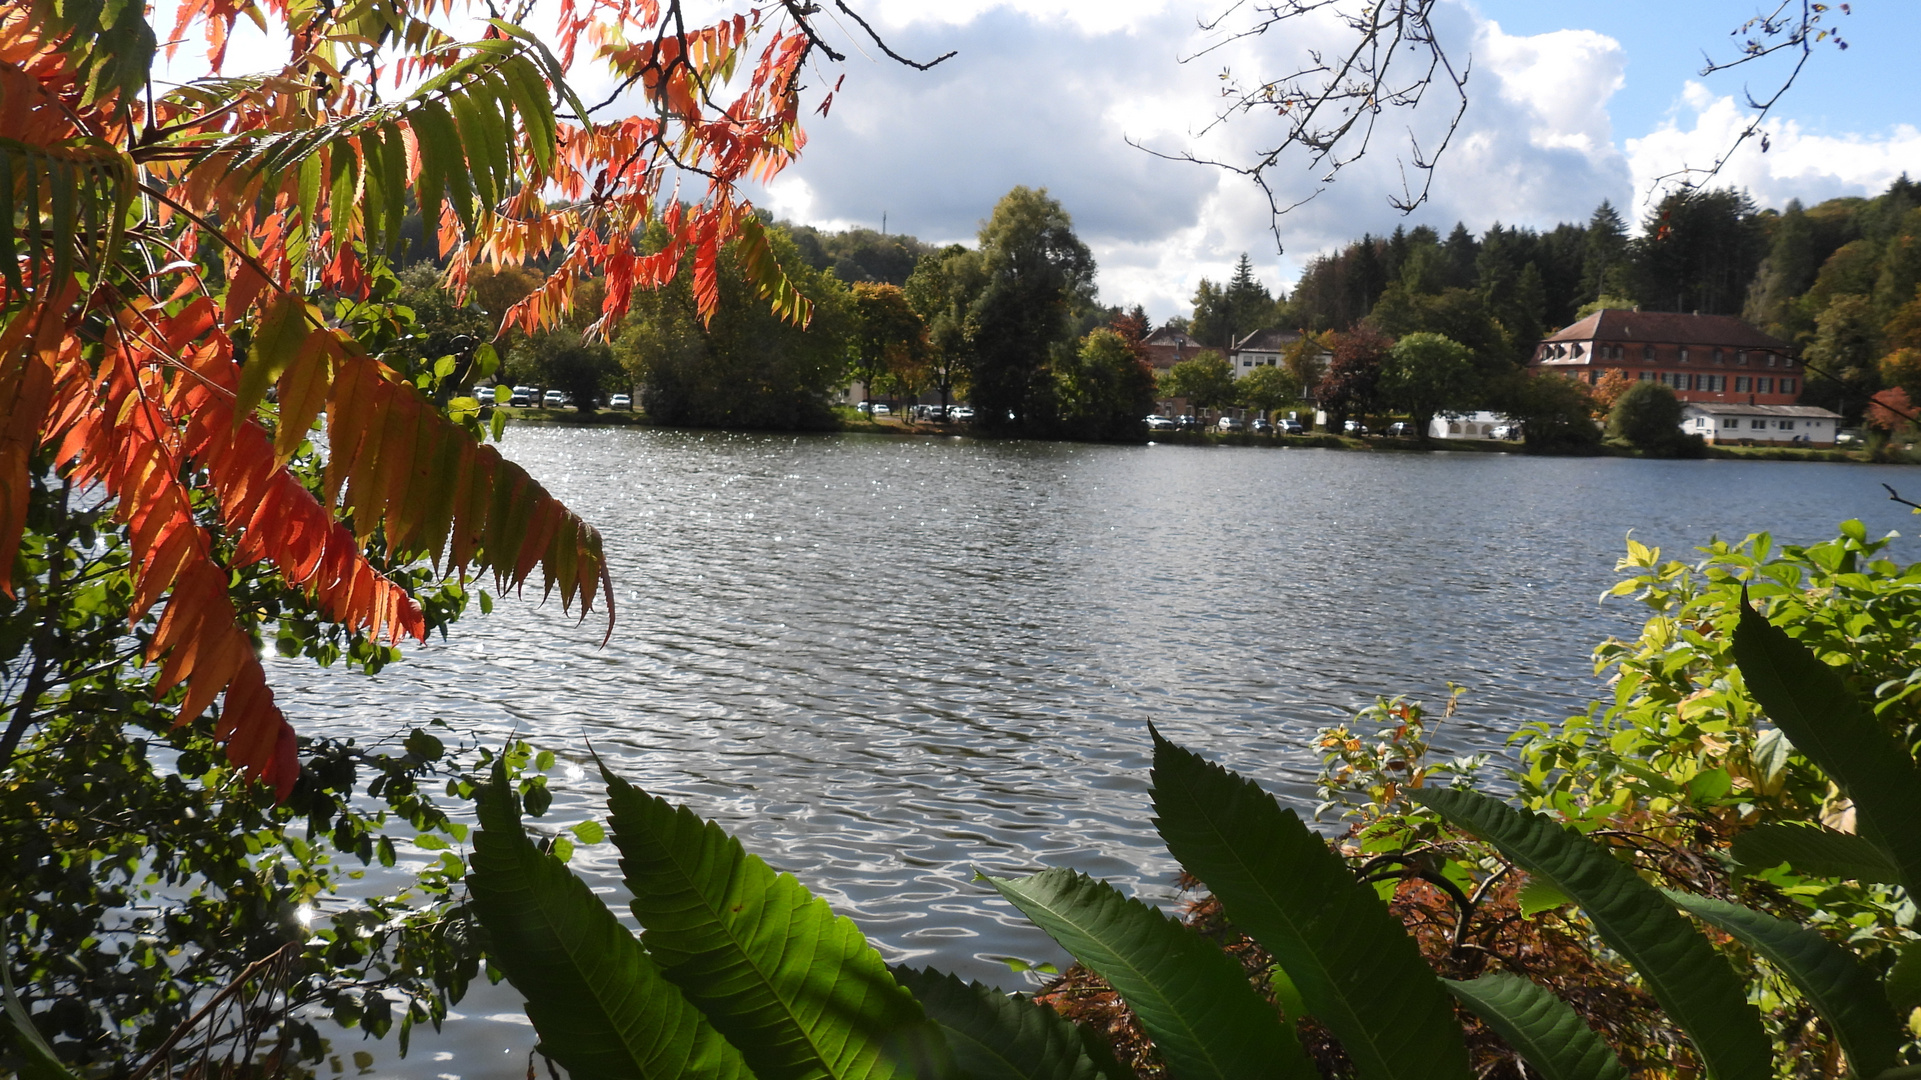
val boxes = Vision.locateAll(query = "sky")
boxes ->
[150,0,1921,323]
[716,0,1921,323]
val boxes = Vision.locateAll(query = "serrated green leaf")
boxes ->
[572,820,605,845]
[984,867,1309,1080]
[1730,823,1900,884]
[1665,890,1899,1079]
[890,966,1117,1080]
[466,764,751,1079]
[1412,787,1771,1080]
[1443,974,1629,1080]
[603,767,947,1080]
[1148,728,1468,1080]
[1731,602,1921,899]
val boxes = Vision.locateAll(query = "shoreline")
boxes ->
[499,408,1884,463]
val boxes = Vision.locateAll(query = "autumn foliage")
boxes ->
[3,0,854,793]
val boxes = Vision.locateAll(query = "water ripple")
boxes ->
[276,430,1917,1076]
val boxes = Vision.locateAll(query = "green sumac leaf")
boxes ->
[1412,787,1771,1080]
[1731,601,1921,898]
[466,765,751,1079]
[985,867,1311,1080]
[1149,728,1469,1080]
[890,966,1121,1080]
[603,767,946,1080]
[1443,974,1629,1080]
[1730,823,1900,884]
[1665,890,1899,1080]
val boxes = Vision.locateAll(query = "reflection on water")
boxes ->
[271,430,1917,1077]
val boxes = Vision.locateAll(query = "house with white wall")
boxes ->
[1680,402,1842,446]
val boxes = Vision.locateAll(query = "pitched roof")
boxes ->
[1233,327,1303,352]
[1142,327,1202,348]
[1682,403,1842,419]
[1543,309,1790,351]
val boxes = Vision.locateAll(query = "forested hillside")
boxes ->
[1206,178,1921,420]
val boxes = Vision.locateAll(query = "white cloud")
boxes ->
[1625,82,1921,220]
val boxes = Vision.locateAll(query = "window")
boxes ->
[1736,351,1747,364]
[1758,377,1773,393]
[1766,353,1777,367]
[1780,420,1796,430]
[1735,376,1750,392]
[1644,344,1655,361]
[1695,418,1707,428]
[1715,349,1726,364]
[1722,418,1740,428]
[1639,371,1652,381]
[1750,419,1767,429]
[1681,347,1691,363]
[1782,377,1796,393]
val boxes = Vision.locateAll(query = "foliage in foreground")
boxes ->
[446,534,1921,1078]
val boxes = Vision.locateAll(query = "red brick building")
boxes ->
[1531,309,1804,405]
[1141,326,1207,376]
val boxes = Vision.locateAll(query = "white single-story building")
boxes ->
[1429,412,1513,440]
[1681,402,1843,447]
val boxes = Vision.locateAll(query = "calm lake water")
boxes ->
[273,431,1920,1077]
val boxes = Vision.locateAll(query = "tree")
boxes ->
[965,187,1097,434]
[1803,293,1884,418]
[903,245,987,413]
[1158,352,1237,418]
[1579,201,1632,306]
[1606,380,1688,452]
[617,223,854,430]
[1050,329,1157,441]
[1317,326,1394,433]
[1191,254,1274,348]
[528,329,622,412]
[1492,371,1601,453]
[1236,364,1301,419]
[1380,332,1476,440]
[1630,187,1767,315]
[850,283,929,406]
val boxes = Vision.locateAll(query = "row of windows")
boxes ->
[1239,357,1279,368]
[1696,417,1807,430]
[1613,371,1797,394]
[1545,342,1785,366]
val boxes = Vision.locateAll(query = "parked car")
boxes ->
[1492,423,1522,440]
[1176,414,1201,431]
[1250,417,1273,434]
[1343,419,1369,436]
[950,406,975,422]
[1278,419,1305,436]
[1217,416,1244,432]
[543,390,565,406]
[510,386,534,407]
[871,403,892,417]
[1385,421,1418,438]
[609,393,632,410]
[1145,415,1176,432]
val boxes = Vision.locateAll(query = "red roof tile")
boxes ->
[1542,309,1790,351]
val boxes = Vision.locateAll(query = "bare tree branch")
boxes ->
[1647,0,1850,194]
[1169,0,1848,245]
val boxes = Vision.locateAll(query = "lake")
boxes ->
[273,430,1919,1077]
